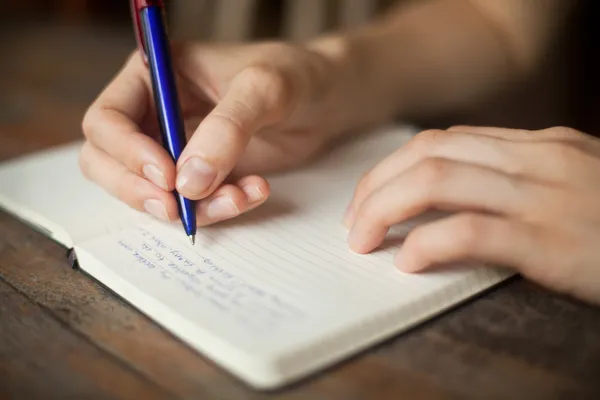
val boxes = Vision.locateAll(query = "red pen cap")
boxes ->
[130,0,165,64]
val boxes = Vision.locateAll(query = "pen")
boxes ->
[130,0,197,245]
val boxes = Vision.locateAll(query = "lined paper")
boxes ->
[79,217,508,357]
[75,126,511,358]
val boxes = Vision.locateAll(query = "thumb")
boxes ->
[176,65,292,200]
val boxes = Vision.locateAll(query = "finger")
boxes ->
[399,212,589,302]
[82,53,176,191]
[344,128,579,228]
[448,125,586,142]
[347,158,536,254]
[396,212,539,273]
[79,142,179,221]
[194,175,270,226]
[443,130,599,183]
[176,65,293,200]
[447,125,535,140]
[345,129,522,226]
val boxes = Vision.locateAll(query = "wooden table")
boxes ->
[2,22,600,400]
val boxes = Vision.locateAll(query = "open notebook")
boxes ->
[0,125,511,389]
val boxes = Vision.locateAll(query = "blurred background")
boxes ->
[0,0,598,161]
[0,0,396,160]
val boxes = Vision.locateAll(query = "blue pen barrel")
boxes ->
[141,6,196,236]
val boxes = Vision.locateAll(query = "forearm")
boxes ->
[310,0,577,132]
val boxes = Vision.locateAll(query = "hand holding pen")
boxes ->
[79,1,349,238]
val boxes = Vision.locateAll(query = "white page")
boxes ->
[64,125,513,388]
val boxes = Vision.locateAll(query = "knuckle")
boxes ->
[417,129,445,143]
[241,65,282,93]
[210,109,247,140]
[416,157,450,186]
[407,129,443,155]
[547,126,581,140]
[240,65,293,113]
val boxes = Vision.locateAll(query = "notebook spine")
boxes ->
[66,248,80,270]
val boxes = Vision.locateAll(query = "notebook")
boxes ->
[0,125,512,389]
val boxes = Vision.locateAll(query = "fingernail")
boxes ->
[347,228,362,253]
[176,157,217,196]
[243,185,264,203]
[395,250,414,273]
[207,196,239,220]
[143,164,168,191]
[144,199,170,221]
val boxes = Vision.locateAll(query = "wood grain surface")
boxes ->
[2,21,600,400]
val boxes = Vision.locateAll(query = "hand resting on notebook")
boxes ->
[345,125,600,306]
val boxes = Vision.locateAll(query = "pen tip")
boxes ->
[188,235,195,245]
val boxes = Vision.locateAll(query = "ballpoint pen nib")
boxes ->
[189,235,196,245]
